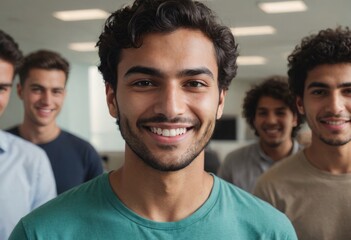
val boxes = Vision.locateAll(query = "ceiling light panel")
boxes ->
[53,9,109,21]
[69,42,96,52]
[258,1,307,14]
[231,26,276,36]
[237,56,267,65]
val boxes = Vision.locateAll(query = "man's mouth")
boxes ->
[150,127,187,137]
[37,107,53,114]
[320,120,349,125]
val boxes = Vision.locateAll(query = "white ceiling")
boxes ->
[0,0,350,82]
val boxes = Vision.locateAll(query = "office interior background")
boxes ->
[1,0,350,167]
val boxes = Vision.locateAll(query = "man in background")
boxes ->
[218,76,303,192]
[7,50,103,194]
[0,29,56,239]
[254,26,351,240]
[9,0,297,239]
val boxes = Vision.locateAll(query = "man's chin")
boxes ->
[264,140,282,148]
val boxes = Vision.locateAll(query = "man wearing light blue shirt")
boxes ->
[0,29,56,239]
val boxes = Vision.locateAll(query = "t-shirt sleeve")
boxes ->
[253,174,273,204]
[85,144,103,180]
[217,154,234,182]
[9,220,29,240]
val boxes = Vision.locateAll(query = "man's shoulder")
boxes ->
[5,125,20,136]
[224,142,258,163]
[20,174,106,220]
[1,130,46,154]
[59,130,94,148]
[217,177,297,237]
[254,151,303,196]
[262,151,302,179]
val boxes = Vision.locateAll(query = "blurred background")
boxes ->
[1,0,350,164]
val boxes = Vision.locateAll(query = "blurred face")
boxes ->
[106,28,225,171]
[254,96,297,148]
[17,68,66,128]
[0,59,14,116]
[297,63,351,146]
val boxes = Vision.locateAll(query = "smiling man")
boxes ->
[10,1,297,239]
[0,30,56,240]
[7,50,103,194]
[254,27,351,240]
[218,76,303,192]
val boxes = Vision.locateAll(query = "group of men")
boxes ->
[1,0,351,239]
[0,32,103,238]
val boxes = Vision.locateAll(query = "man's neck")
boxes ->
[18,121,60,144]
[109,149,213,222]
[305,140,351,174]
[260,139,294,162]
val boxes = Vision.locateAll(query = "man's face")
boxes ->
[17,68,66,128]
[0,59,14,117]
[254,96,297,148]
[297,63,351,147]
[106,28,225,171]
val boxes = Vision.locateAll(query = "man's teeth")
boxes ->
[325,120,345,125]
[150,127,187,137]
[39,108,52,113]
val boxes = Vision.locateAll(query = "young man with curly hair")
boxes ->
[218,76,303,192]
[9,0,297,239]
[254,27,351,240]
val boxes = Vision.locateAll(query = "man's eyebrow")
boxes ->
[124,66,163,78]
[307,81,351,89]
[307,82,329,89]
[124,66,214,80]
[0,83,13,88]
[256,106,288,111]
[29,83,65,91]
[177,67,214,80]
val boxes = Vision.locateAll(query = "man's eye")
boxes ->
[133,80,153,87]
[31,87,41,92]
[257,112,267,116]
[311,89,326,95]
[186,81,205,88]
[343,88,351,95]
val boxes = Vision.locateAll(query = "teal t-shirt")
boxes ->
[10,173,297,239]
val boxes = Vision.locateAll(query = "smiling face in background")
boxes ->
[254,96,297,148]
[106,28,225,171]
[297,63,351,147]
[17,68,66,128]
[0,59,14,116]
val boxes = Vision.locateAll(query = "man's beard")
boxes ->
[318,133,351,146]
[116,114,215,172]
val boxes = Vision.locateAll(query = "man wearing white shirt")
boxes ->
[0,29,56,239]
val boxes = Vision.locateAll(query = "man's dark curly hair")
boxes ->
[243,76,303,137]
[288,26,351,98]
[97,0,238,92]
[0,29,23,75]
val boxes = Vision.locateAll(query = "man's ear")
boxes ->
[296,96,305,115]
[17,83,23,99]
[216,89,227,119]
[105,83,118,118]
